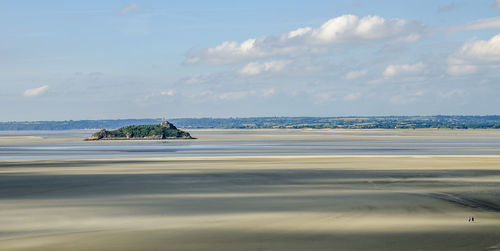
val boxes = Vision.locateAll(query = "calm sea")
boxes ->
[1,130,500,160]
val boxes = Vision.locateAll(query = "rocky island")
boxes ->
[85,121,193,140]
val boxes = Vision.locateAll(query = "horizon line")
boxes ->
[2,115,500,123]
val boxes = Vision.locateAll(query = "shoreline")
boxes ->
[3,154,500,160]
[1,128,500,132]
[84,137,196,141]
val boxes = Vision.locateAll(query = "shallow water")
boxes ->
[1,129,500,160]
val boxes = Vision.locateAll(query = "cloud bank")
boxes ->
[186,14,425,65]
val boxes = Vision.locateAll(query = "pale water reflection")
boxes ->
[1,129,500,160]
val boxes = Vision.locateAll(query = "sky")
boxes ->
[2,0,500,121]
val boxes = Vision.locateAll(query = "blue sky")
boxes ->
[2,0,500,121]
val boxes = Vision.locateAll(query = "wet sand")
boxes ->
[1,130,500,250]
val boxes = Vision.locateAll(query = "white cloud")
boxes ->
[449,17,500,32]
[160,90,176,96]
[310,14,359,42]
[390,91,424,104]
[185,76,205,85]
[344,69,368,80]
[344,93,361,101]
[261,88,276,97]
[366,78,384,85]
[398,33,422,42]
[218,91,251,100]
[238,60,290,76]
[185,38,300,65]
[495,0,500,9]
[383,62,426,77]
[311,15,416,42]
[183,88,278,102]
[439,89,466,99]
[456,33,500,61]
[186,14,424,65]
[286,27,312,39]
[446,59,477,75]
[447,32,500,75]
[23,85,49,97]
[437,3,457,13]
[141,89,176,101]
[183,90,214,100]
[314,92,336,104]
[120,3,140,15]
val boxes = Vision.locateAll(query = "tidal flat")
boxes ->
[1,129,500,250]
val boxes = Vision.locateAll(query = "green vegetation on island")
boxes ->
[85,121,193,140]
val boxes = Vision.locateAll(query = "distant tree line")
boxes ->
[1,116,500,130]
[0,119,162,130]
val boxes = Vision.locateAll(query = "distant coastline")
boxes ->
[1,116,500,130]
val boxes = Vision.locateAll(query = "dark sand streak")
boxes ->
[427,193,500,212]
